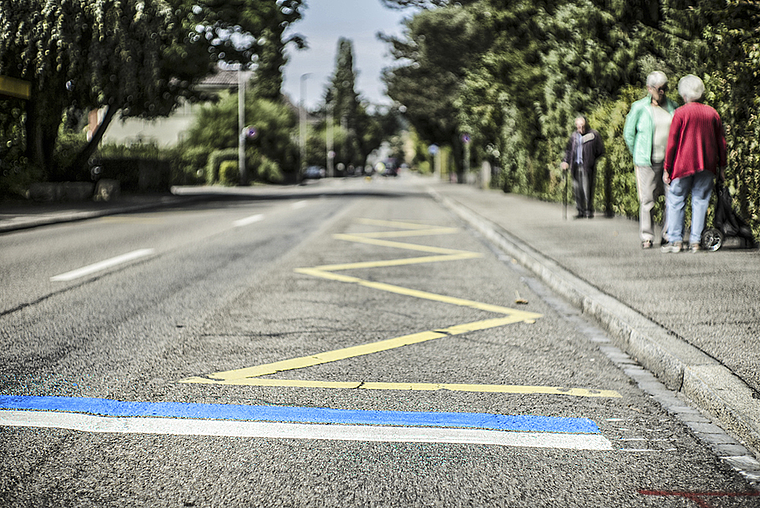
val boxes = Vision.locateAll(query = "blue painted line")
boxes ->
[0,395,600,434]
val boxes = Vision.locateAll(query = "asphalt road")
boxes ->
[1,176,758,506]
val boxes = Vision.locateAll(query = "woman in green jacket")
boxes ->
[623,71,678,249]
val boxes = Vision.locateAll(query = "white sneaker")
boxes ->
[661,241,683,253]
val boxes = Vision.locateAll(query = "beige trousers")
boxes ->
[635,162,668,242]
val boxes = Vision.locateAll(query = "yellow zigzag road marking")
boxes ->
[183,317,527,383]
[349,227,460,239]
[181,219,620,398]
[294,268,529,315]
[355,218,446,230]
[332,234,473,254]
[181,378,620,398]
[304,252,482,272]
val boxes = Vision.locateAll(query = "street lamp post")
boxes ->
[326,95,334,178]
[237,65,249,185]
[299,73,311,177]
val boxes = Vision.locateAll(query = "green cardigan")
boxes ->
[623,95,678,167]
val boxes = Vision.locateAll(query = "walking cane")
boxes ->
[562,167,568,220]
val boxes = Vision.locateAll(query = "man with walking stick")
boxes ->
[560,116,605,218]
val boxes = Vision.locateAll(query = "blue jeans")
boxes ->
[666,171,715,245]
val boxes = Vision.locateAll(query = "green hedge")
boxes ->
[219,160,239,186]
[499,82,755,239]
[206,148,240,185]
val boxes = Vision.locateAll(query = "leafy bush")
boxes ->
[169,144,211,185]
[587,86,642,219]
[416,160,431,174]
[219,160,239,186]
[0,97,31,198]
[50,131,90,182]
[0,157,40,199]
[185,93,297,179]
[98,142,163,160]
[254,155,283,183]
[206,148,239,184]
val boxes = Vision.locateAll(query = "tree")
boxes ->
[247,1,306,101]
[382,5,485,178]
[325,38,361,168]
[355,104,385,171]
[0,0,306,184]
[183,91,297,181]
[323,37,386,170]
[379,0,760,238]
[539,0,641,151]
[454,1,549,190]
[0,0,215,179]
[380,0,479,8]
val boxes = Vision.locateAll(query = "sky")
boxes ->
[281,0,413,110]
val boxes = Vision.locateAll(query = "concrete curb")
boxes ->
[430,188,760,459]
[0,195,202,234]
[0,205,140,233]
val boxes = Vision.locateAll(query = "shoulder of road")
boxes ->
[0,193,190,233]
[2,180,759,475]
[0,185,311,233]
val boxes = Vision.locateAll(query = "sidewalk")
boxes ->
[428,180,760,465]
[2,181,760,469]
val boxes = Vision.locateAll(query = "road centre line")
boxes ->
[50,248,155,282]
[233,213,265,227]
[0,410,612,450]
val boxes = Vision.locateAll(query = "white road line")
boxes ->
[292,201,307,209]
[0,410,612,450]
[233,214,265,227]
[50,249,155,282]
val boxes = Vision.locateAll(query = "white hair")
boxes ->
[678,74,705,103]
[646,71,668,89]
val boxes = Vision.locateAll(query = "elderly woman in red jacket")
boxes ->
[662,75,727,253]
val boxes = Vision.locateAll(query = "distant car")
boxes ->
[383,164,398,177]
[304,166,323,179]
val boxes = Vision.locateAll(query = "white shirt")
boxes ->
[651,104,673,163]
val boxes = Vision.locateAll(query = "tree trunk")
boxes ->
[67,106,117,176]
[451,136,465,183]
[25,92,49,175]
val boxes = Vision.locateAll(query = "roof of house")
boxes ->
[195,69,240,91]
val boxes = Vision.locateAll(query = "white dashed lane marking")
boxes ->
[50,248,155,282]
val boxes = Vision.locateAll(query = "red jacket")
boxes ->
[664,102,727,180]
